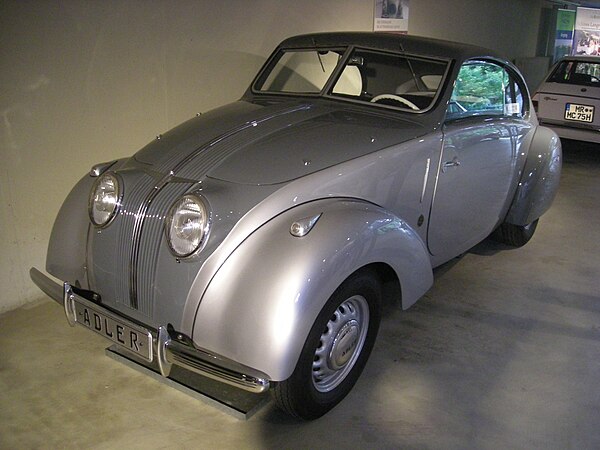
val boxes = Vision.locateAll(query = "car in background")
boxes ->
[533,56,600,144]
[31,32,562,420]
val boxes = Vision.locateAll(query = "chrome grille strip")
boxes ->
[136,182,192,315]
[117,173,157,310]
[128,174,173,310]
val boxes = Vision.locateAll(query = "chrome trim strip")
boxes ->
[426,138,447,256]
[420,157,430,203]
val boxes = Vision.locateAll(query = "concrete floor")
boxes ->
[1,140,599,449]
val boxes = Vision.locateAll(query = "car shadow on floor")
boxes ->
[561,139,600,165]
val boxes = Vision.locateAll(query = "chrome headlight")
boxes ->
[89,173,121,227]
[165,194,210,258]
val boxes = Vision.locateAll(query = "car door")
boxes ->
[427,60,530,262]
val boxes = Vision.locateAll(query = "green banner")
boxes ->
[554,9,575,61]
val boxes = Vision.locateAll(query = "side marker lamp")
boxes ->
[290,213,322,237]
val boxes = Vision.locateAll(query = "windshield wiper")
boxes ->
[312,38,326,73]
[400,42,423,91]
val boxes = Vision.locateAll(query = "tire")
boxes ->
[492,219,538,247]
[272,269,382,420]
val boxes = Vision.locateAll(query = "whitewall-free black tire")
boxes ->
[272,269,382,420]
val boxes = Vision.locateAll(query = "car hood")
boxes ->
[133,99,429,185]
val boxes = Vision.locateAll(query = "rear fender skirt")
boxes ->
[191,198,433,381]
[504,126,562,226]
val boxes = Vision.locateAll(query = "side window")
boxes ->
[447,61,525,120]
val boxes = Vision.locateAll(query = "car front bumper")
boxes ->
[29,267,270,394]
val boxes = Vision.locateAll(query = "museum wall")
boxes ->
[411,0,543,60]
[0,0,543,313]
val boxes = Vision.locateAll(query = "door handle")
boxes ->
[442,157,461,172]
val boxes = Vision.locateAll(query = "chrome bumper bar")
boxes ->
[156,326,270,393]
[29,267,270,394]
[30,267,63,305]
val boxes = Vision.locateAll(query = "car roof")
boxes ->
[277,32,502,62]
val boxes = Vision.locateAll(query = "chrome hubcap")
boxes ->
[329,320,360,370]
[312,295,369,392]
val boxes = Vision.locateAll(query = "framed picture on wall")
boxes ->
[373,0,409,33]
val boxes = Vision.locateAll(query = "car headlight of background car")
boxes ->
[165,194,210,258]
[89,172,122,227]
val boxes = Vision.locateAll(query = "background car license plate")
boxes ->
[564,103,594,123]
[73,299,153,361]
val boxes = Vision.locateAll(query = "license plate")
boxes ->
[72,299,153,361]
[564,103,594,123]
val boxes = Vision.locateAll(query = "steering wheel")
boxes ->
[370,94,420,111]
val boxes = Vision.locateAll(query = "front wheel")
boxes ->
[272,269,382,420]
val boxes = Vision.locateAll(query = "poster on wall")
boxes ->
[554,9,575,62]
[373,0,409,33]
[573,7,600,55]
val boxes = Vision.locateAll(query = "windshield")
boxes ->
[254,47,449,112]
[548,59,600,87]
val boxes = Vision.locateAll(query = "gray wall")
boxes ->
[0,0,543,313]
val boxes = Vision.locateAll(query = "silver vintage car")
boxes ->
[31,32,562,420]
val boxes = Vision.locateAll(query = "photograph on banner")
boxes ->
[374,0,409,33]
[574,7,600,55]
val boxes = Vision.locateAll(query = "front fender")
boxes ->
[191,198,433,381]
[505,126,562,226]
[46,174,94,286]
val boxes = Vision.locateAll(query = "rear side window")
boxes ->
[447,61,525,120]
[548,60,600,87]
